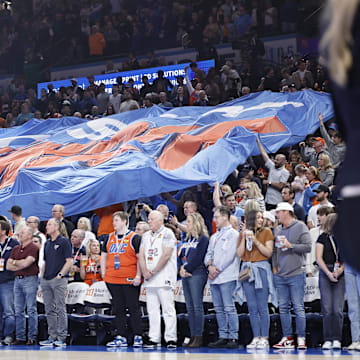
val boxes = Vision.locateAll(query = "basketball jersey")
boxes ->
[142,226,177,289]
[84,257,102,286]
[104,231,138,284]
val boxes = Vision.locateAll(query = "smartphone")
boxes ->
[169,211,174,217]
[138,204,143,209]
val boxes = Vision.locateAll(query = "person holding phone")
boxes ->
[237,211,275,349]
[316,213,345,350]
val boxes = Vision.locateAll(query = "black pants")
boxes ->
[106,283,143,337]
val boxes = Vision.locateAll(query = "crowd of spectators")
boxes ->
[0,53,331,128]
[0,0,310,75]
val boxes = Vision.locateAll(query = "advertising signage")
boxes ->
[37,59,215,98]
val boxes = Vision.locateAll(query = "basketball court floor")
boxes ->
[1,346,360,360]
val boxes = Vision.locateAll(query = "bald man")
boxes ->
[257,138,290,210]
[139,211,177,349]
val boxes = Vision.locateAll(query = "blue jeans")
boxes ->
[319,270,345,341]
[274,273,306,337]
[182,273,207,336]
[14,276,39,341]
[243,268,269,337]
[210,280,238,340]
[345,264,360,342]
[0,280,15,338]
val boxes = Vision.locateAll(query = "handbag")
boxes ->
[238,266,251,281]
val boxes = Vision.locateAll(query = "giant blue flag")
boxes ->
[0,90,334,219]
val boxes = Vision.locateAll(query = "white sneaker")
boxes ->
[297,337,307,350]
[322,341,332,350]
[332,340,342,350]
[246,337,260,349]
[257,338,269,349]
[347,341,360,350]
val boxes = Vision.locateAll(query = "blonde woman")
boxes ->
[237,210,275,349]
[77,217,96,245]
[80,239,102,285]
[239,182,265,212]
[318,153,335,187]
[178,213,209,348]
[244,199,261,218]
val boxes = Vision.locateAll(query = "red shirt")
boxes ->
[10,242,39,277]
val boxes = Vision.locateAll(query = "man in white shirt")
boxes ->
[257,138,290,210]
[307,185,334,229]
[139,211,177,349]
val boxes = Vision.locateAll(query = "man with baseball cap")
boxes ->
[307,185,334,229]
[8,206,26,238]
[272,202,311,350]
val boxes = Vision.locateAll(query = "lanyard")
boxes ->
[328,235,339,263]
[115,230,129,253]
[185,236,197,258]
[149,229,162,248]
[0,237,10,258]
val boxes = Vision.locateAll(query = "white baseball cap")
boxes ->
[275,202,294,213]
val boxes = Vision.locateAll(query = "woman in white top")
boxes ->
[239,182,265,212]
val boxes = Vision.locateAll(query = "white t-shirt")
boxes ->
[141,226,177,289]
[307,202,334,228]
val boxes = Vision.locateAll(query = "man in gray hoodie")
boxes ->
[272,202,311,350]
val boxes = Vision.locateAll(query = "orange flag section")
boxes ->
[0,121,150,189]
[156,116,286,170]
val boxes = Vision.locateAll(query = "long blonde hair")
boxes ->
[185,212,209,241]
[245,182,263,199]
[320,0,360,87]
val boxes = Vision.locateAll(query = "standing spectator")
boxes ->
[204,206,239,349]
[291,164,307,204]
[263,0,278,33]
[172,86,189,107]
[139,210,178,349]
[238,182,265,212]
[77,217,96,244]
[307,185,334,229]
[88,25,106,56]
[52,204,75,238]
[26,216,46,274]
[119,90,140,113]
[153,70,173,94]
[192,90,209,106]
[272,202,311,349]
[139,76,153,100]
[158,92,173,108]
[318,153,335,187]
[292,60,314,90]
[109,84,122,113]
[220,64,241,99]
[257,138,290,210]
[0,220,19,345]
[300,137,329,168]
[302,167,322,215]
[281,185,306,222]
[69,229,86,283]
[234,5,252,38]
[7,226,39,345]
[101,211,143,347]
[15,102,34,126]
[39,218,72,347]
[318,113,346,168]
[316,214,345,350]
[178,213,209,348]
[9,205,25,237]
[96,83,110,114]
[237,210,275,349]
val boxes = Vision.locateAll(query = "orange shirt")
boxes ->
[104,231,138,284]
[88,33,106,56]
[94,204,123,237]
[84,256,102,285]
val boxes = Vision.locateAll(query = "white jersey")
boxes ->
[141,226,177,289]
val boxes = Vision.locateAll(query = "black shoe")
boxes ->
[166,341,177,350]
[143,339,161,349]
[208,338,228,348]
[226,339,238,349]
